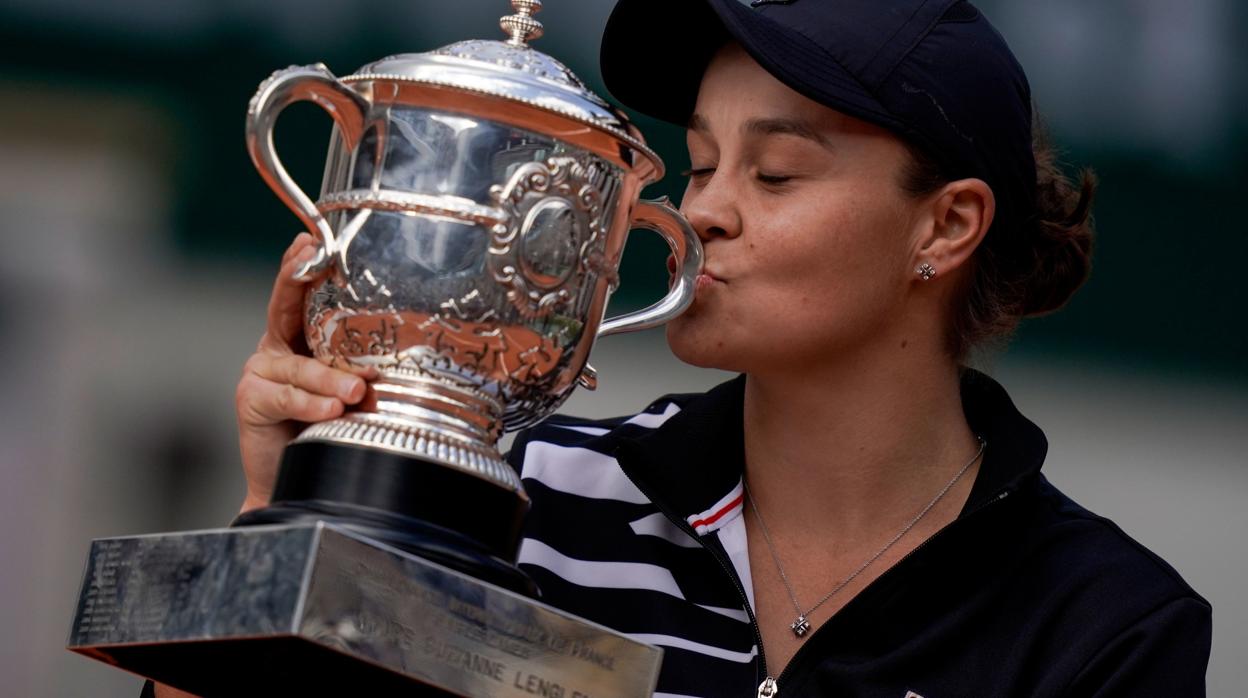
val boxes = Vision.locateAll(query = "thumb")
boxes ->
[262,233,324,353]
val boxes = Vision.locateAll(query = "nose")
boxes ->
[680,173,742,244]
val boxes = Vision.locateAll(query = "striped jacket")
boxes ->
[510,372,1211,697]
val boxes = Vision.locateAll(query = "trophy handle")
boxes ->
[246,63,369,272]
[576,197,700,390]
[597,196,704,337]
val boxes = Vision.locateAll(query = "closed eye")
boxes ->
[756,173,792,185]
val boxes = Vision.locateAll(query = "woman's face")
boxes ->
[667,43,925,373]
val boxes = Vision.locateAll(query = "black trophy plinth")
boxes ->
[233,441,537,597]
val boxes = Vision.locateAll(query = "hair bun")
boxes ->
[1018,155,1096,317]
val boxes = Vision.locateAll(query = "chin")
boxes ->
[664,313,749,372]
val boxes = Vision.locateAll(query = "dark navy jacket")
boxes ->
[510,371,1211,697]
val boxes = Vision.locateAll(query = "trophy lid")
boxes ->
[341,0,664,180]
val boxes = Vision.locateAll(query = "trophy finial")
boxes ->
[500,0,544,46]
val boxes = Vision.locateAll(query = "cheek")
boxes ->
[668,188,913,368]
[663,183,918,372]
[757,192,910,319]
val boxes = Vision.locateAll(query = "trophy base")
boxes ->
[110,636,444,696]
[68,523,663,698]
[234,440,536,596]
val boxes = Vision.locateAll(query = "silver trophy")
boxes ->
[67,2,699,695]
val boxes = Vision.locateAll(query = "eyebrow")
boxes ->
[687,113,711,132]
[745,117,834,152]
[687,113,834,152]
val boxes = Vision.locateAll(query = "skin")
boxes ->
[159,41,998,697]
[673,44,995,675]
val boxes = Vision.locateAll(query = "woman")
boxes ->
[169,0,1210,696]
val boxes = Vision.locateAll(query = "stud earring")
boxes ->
[916,263,936,281]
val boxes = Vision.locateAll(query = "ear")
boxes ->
[911,178,995,282]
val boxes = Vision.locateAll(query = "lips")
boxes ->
[668,254,725,286]
[699,266,726,283]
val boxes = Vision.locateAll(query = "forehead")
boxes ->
[691,43,887,141]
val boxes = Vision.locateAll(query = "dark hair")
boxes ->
[900,117,1096,358]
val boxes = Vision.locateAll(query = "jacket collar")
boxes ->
[614,369,1048,529]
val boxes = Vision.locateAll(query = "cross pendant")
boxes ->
[791,615,811,638]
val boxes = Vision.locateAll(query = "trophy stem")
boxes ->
[291,368,524,497]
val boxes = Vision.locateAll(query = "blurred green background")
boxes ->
[2,0,1245,378]
[0,1,1243,696]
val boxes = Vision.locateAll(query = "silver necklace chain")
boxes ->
[744,436,986,639]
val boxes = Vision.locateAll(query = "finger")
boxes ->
[237,374,345,426]
[331,362,382,381]
[248,353,366,403]
[263,239,327,351]
[281,232,317,265]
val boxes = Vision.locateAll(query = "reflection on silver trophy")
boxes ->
[247,0,701,492]
[67,1,700,695]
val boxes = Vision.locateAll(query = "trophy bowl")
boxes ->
[233,1,703,592]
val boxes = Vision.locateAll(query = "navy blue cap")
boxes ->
[600,0,1036,233]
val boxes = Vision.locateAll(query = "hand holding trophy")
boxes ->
[68,2,701,695]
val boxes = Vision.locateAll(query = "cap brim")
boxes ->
[600,0,903,133]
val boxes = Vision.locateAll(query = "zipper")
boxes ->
[770,488,1016,691]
